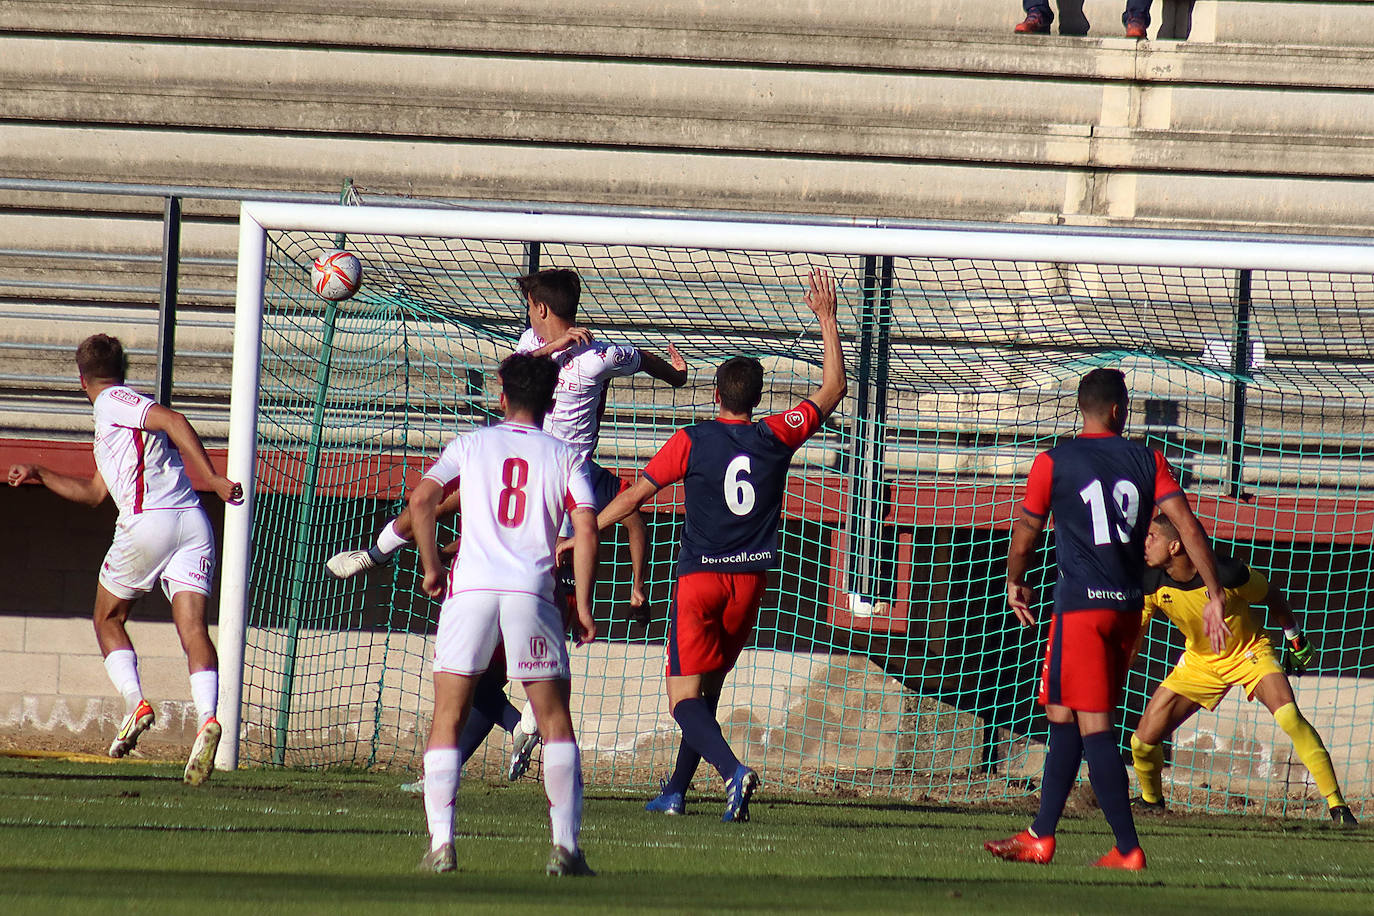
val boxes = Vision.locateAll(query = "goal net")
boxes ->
[224,202,1374,816]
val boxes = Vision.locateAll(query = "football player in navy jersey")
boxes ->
[593,269,847,822]
[985,368,1227,870]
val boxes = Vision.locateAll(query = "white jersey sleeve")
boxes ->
[92,386,203,518]
[514,328,542,356]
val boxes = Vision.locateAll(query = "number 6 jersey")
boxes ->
[421,420,596,600]
[1021,431,1183,614]
[642,399,823,576]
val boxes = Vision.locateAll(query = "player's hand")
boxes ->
[421,567,446,600]
[628,585,651,626]
[1007,579,1036,627]
[667,343,687,374]
[7,464,40,486]
[440,538,461,557]
[803,268,837,322]
[212,475,244,505]
[1285,633,1315,675]
[554,536,574,566]
[1201,593,1231,653]
[549,326,593,351]
[572,607,597,646]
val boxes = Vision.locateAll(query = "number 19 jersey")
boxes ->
[1022,432,1182,614]
[421,420,596,600]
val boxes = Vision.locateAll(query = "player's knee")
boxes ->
[1130,734,1160,765]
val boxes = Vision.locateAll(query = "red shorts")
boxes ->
[1037,608,1141,713]
[666,571,767,677]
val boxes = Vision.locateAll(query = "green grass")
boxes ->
[1,756,1370,914]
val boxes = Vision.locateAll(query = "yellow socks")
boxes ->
[1130,734,1165,804]
[1272,702,1346,808]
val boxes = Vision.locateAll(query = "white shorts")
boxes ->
[433,589,570,682]
[100,507,215,601]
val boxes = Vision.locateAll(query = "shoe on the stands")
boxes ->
[1094,846,1147,870]
[1125,17,1148,38]
[1014,11,1052,33]
[984,829,1055,864]
[721,765,759,823]
[645,779,686,815]
[546,844,595,877]
[108,699,155,758]
[1131,795,1167,815]
[1330,805,1359,827]
[508,724,541,780]
[325,547,385,579]
[183,716,222,786]
[418,843,457,873]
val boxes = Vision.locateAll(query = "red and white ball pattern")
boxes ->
[310,249,362,301]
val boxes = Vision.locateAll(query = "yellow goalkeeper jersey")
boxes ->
[1141,555,1270,659]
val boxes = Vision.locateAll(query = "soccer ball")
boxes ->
[310,249,362,301]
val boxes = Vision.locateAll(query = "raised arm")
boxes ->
[638,345,688,388]
[803,269,847,418]
[1158,495,1229,649]
[144,404,242,504]
[7,463,108,507]
[408,477,447,599]
[1005,508,1045,628]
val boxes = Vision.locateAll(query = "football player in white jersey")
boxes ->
[7,334,241,784]
[326,267,686,780]
[410,353,599,876]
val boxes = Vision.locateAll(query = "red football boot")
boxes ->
[984,830,1055,864]
[1094,846,1147,870]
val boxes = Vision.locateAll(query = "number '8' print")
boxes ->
[497,457,529,528]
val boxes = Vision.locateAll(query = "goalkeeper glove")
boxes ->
[1284,631,1315,675]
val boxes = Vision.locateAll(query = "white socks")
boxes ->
[376,520,410,556]
[423,747,461,850]
[188,669,218,727]
[103,649,143,714]
[542,741,583,852]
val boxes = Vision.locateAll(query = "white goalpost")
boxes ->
[220,200,1374,818]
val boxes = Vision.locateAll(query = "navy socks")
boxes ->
[1031,720,1084,838]
[1082,730,1140,853]
[672,696,739,781]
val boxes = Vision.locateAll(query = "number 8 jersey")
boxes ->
[1022,431,1183,614]
[642,399,823,576]
[422,420,596,600]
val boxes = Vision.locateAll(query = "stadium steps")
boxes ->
[3,0,1374,477]
[4,4,1374,231]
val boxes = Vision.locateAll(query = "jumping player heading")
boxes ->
[590,268,846,822]
[7,334,241,785]
[409,353,599,876]
[984,367,1225,870]
[325,267,686,778]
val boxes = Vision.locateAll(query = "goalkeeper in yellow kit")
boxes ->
[1130,514,1357,825]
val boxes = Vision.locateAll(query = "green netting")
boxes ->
[242,220,1373,817]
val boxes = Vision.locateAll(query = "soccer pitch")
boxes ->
[1,756,1369,915]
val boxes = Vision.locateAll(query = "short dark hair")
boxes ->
[1150,513,1180,543]
[76,334,127,383]
[716,356,764,414]
[517,268,580,320]
[499,353,560,420]
[1077,367,1128,417]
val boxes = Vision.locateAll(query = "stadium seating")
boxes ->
[3,0,1373,472]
